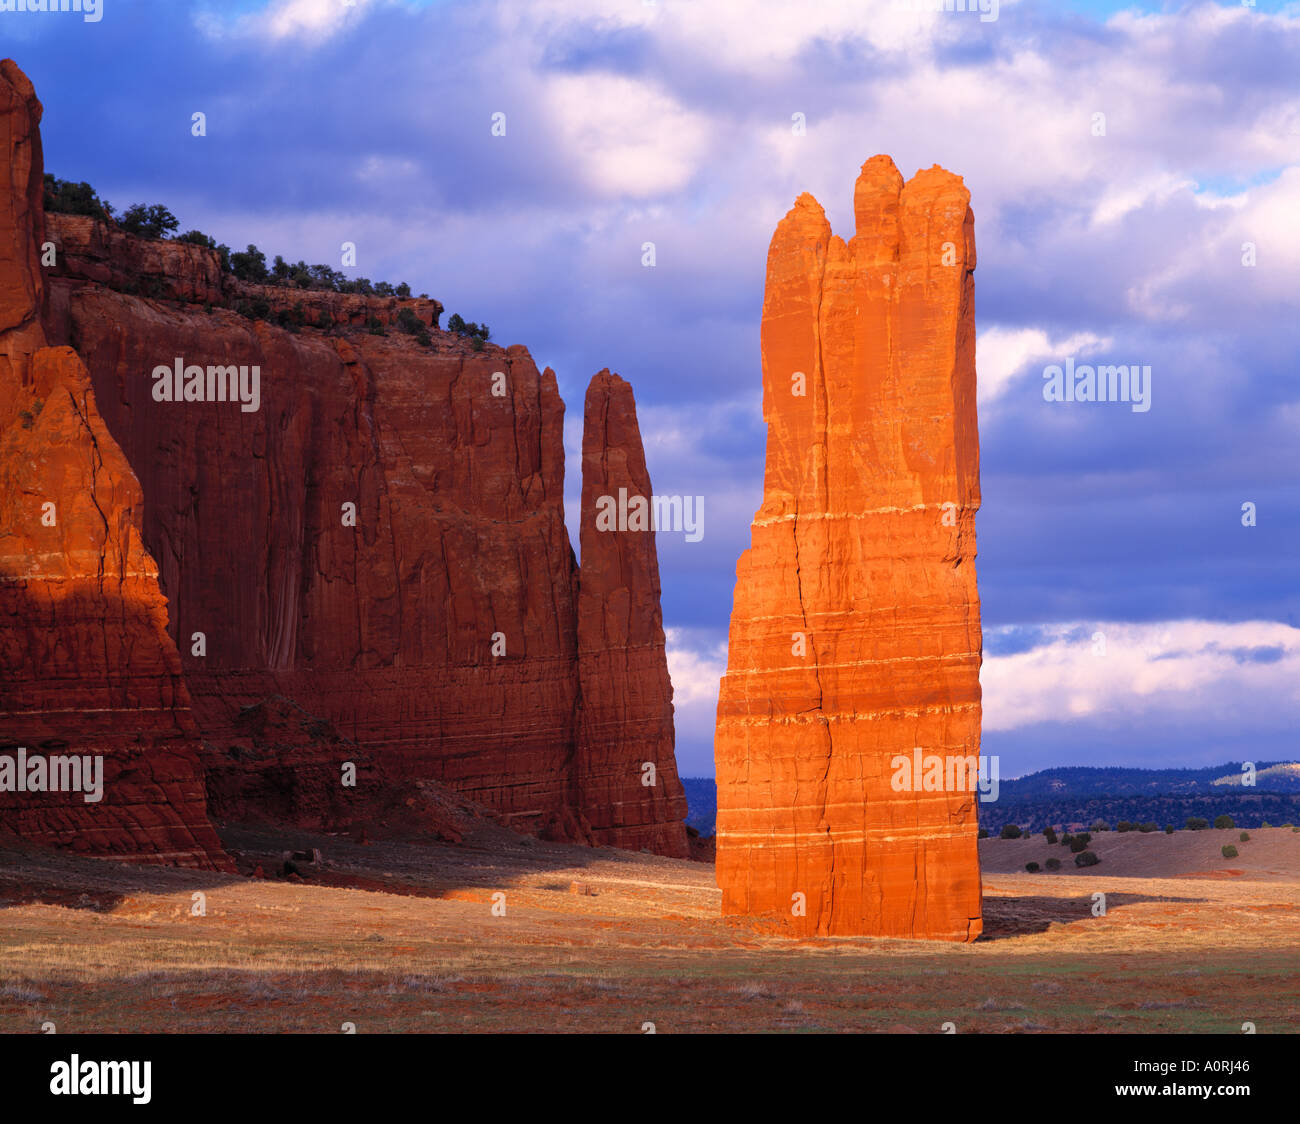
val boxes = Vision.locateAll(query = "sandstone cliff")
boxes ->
[0,60,228,869]
[715,155,984,939]
[0,58,688,862]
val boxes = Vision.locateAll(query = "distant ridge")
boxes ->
[681,763,1300,839]
[1000,761,1300,798]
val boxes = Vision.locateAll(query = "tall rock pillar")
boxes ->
[576,370,689,858]
[715,156,983,939]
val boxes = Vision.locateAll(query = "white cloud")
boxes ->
[982,620,1300,732]
[976,326,1110,405]
[542,74,712,198]
[196,0,379,43]
[665,627,728,774]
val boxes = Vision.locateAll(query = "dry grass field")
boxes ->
[1,825,1297,1033]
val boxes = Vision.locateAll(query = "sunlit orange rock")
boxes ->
[715,155,983,939]
[0,61,227,868]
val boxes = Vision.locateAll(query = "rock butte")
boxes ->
[715,154,984,940]
[0,59,687,864]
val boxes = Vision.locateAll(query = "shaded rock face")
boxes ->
[714,155,983,940]
[577,371,689,858]
[0,63,228,869]
[55,289,584,840]
[0,59,688,862]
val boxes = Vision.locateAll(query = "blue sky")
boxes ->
[10,0,1300,778]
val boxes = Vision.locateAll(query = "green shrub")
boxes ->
[1000,824,1022,840]
[1165,824,1175,834]
[1069,836,1089,853]
[1221,845,1238,859]
[396,307,424,335]
[43,174,113,221]
[1074,850,1100,867]
[1239,831,1250,843]
[1186,817,1209,831]
[176,229,216,249]
[1138,822,1158,833]
[118,202,179,240]
[1116,821,1134,833]
[1045,857,1061,871]
[230,244,269,283]
[1025,862,1040,873]
[977,827,989,839]
[366,316,386,336]
[1060,833,1073,848]
[1214,814,1235,830]
[1090,820,1110,833]
[1043,826,1058,845]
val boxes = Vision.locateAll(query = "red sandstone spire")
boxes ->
[575,370,689,858]
[715,156,983,939]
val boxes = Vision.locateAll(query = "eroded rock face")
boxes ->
[714,155,983,939]
[56,286,585,839]
[576,371,689,858]
[44,213,444,330]
[0,58,689,861]
[0,61,227,868]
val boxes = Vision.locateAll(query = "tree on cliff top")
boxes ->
[230,244,269,284]
[43,174,114,222]
[119,203,180,240]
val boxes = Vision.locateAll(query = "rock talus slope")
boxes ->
[715,155,983,939]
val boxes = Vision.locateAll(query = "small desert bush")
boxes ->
[1074,850,1100,867]
[1221,845,1238,859]
[733,981,776,1000]
[1239,832,1250,843]
[1045,857,1061,871]
[1186,817,1209,831]
[1025,861,1040,873]
[1214,814,1235,830]
[1000,824,1022,839]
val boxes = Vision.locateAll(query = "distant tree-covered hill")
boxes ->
[680,762,1300,838]
[681,778,717,836]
